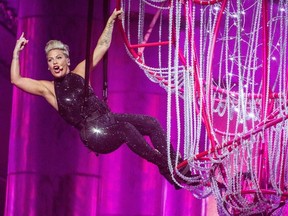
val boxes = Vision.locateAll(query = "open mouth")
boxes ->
[53,65,61,73]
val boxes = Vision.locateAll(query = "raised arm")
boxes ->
[11,33,58,109]
[92,8,123,66]
[73,8,123,77]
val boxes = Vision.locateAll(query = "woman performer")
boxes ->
[10,8,184,189]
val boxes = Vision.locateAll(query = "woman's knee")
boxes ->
[145,116,161,129]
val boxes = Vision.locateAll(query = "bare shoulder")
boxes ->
[72,60,85,78]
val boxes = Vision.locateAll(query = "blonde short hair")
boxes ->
[45,40,70,57]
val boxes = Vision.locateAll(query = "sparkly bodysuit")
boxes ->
[54,72,179,188]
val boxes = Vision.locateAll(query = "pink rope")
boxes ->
[192,0,223,5]
[258,0,270,190]
[199,0,228,148]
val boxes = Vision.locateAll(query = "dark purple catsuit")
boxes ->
[54,72,180,188]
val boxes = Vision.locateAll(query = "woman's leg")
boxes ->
[81,119,180,189]
[81,119,167,165]
[112,113,183,188]
[113,113,180,164]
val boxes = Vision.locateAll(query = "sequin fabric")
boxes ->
[54,72,181,189]
[54,72,110,129]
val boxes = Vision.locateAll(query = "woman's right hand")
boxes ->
[13,32,29,58]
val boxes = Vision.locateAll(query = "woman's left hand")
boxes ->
[110,8,123,22]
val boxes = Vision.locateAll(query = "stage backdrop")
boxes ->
[5,0,203,216]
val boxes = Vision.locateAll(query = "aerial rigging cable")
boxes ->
[102,0,110,102]
[83,0,109,110]
[82,0,94,115]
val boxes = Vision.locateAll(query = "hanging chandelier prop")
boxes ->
[116,0,288,214]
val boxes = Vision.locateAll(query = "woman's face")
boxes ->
[47,49,70,78]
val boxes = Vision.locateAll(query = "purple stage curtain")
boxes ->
[5,0,202,215]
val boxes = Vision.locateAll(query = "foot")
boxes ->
[158,165,181,190]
